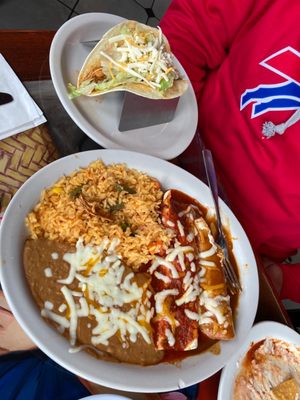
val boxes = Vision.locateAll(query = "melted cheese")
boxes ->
[149,256,179,278]
[58,303,67,313]
[185,337,198,351]
[58,237,99,284]
[199,291,229,325]
[77,297,89,317]
[187,232,195,242]
[186,252,194,262]
[166,246,193,261]
[43,237,153,350]
[76,261,142,307]
[183,271,192,290]
[44,301,54,310]
[199,260,216,267]
[51,252,59,260]
[177,220,185,236]
[199,244,217,258]
[91,306,150,345]
[155,289,179,314]
[41,309,70,329]
[61,285,77,346]
[154,271,171,284]
[176,279,200,306]
[165,328,175,347]
[71,290,83,297]
[165,245,194,272]
[184,309,199,321]
[166,220,175,227]
[44,267,53,277]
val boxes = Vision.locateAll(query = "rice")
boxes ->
[26,160,173,269]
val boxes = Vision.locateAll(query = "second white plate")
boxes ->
[218,321,300,400]
[49,13,198,160]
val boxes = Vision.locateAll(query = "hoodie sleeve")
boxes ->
[160,0,255,100]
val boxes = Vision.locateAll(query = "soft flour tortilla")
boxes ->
[76,20,188,99]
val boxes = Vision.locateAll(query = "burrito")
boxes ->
[68,20,188,100]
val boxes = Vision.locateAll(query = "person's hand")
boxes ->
[0,290,36,355]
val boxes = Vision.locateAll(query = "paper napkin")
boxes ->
[0,53,46,140]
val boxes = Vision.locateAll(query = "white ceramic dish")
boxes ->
[49,13,198,160]
[0,149,258,393]
[218,321,300,400]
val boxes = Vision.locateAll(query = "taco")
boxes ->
[68,20,188,100]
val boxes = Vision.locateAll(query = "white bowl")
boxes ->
[0,149,259,393]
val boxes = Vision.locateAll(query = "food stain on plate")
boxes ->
[233,337,300,399]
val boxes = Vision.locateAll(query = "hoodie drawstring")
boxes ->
[262,107,300,138]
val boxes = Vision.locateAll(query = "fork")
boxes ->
[202,149,242,294]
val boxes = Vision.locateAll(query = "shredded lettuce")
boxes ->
[120,26,131,35]
[67,82,96,99]
[68,73,140,100]
[145,33,155,43]
[68,74,175,99]
[159,77,174,92]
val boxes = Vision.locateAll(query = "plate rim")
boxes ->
[0,149,258,393]
[49,12,198,160]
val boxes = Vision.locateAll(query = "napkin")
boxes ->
[0,53,46,139]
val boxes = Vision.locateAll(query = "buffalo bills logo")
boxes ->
[240,46,300,118]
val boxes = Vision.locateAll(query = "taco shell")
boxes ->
[74,20,188,100]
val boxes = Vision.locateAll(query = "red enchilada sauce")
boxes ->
[148,189,239,362]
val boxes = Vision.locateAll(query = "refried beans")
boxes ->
[23,238,164,365]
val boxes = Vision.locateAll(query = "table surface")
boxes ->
[0,29,292,400]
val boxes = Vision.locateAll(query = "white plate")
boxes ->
[79,395,132,400]
[0,149,258,393]
[218,321,300,400]
[49,13,198,160]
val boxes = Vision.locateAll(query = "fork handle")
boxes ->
[202,149,223,236]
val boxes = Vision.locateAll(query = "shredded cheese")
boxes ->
[199,244,217,258]
[46,238,153,349]
[149,256,179,278]
[51,252,59,260]
[155,289,179,314]
[154,271,171,284]
[41,309,70,329]
[61,286,78,346]
[165,246,193,262]
[177,220,185,236]
[44,301,54,310]
[199,260,216,267]
[100,51,160,89]
[165,328,175,347]
[44,267,53,277]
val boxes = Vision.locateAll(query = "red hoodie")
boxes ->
[160,0,300,300]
